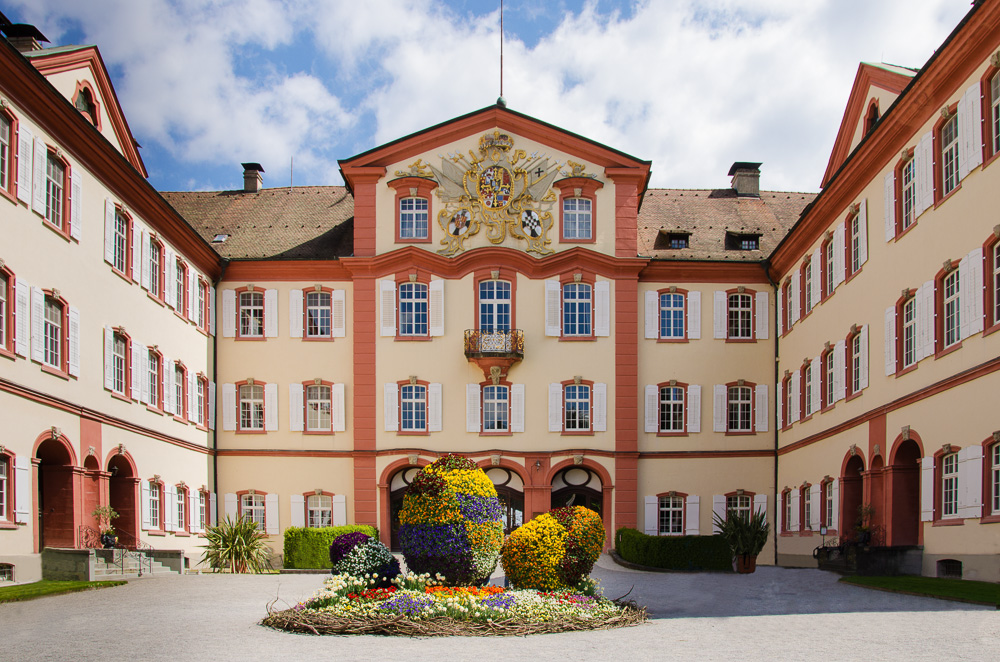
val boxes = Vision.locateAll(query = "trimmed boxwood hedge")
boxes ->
[615,527,732,572]
[283,525,379,569]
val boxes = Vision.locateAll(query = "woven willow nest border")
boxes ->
[261,601,647,637]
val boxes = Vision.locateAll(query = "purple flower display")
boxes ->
[454,494,502,524]
[380,594,434,616]
[481,593,515,610]
[329,531,371,566]
[398,523,476,582]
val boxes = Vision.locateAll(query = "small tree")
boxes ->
[713,509,770,572]
[91,505,119,535]
[200,515,271,573]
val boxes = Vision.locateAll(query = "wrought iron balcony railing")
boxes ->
[464,328,524,358]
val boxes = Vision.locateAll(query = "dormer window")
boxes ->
[654,231,690,250]
[725,232,760,251]
[71,82,101,129]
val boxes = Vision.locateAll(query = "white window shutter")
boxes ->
[384,383,399,431]
[790,370,800,423]
[189,492,199,533]
[511,384,525,433]
[711,495,726,533]
[776,288,783,337]
[331,289,346,338]
[141,481,151,530]
[428,382,442,432]
[224,493,237,520]
[790,490,800,531]
[162,356,173,415]
[548,383,562,432]
[67,307,80,377]
[14,278,29,358]
[32,137,46,214]
[920,457,935,521]
[16,126,32,204]
[958,88,971,181]
[754,384,768,432]
[857,199,868,266]
[833,339,846,402]
[916,280,934,360]
[777,380,783,428]
[188,372,196,421]
[289,290,303,338]
[688,290,701,339]
[131,222,141,281]
[429,279,445,336]
[712,384,726,432]
[131,342,143,400]
[221,290,236,338]
[790,271,801,323]
[644,496,658,535]
[831,479,840,530]
[209,286,216,336]
[809,485,821,530]
[810,249,821,305]
[755,290,768,340]
[14,456,30,524]
[884,306,897,376]
[687,384,701,433]
[380,280,396,336]
[164,485,176,532]
[959,254,972,341]
[208,382,216,430]
[264,289,278,337]
[289,383,304,432]
[140,229,151,290]
[265,494,279,535]
[30,286,44,363]
[187,270,195,319]
[103,326,114,390]
[967,247,984,334]
[104,198,116,264]
[593,383,607,432]
[164,250,176,308]
[832,225,846,288]
[810,357,822,415]
[884,171,896,241]
[594,280,610,337]
[290,495,305,528]
[222,383,236,431]
[466,383,481,433]
[917,131,934,215]
[264,383,278,431]
[138,346,150,404]
[644,291,658,339]
[685,495,701,535]
[713,291,726,339]
[858,325,869,390]
[966,83,983,172]
[544,280,561,336]
[332,383,346,432]
[644,385,658,433]
[754,494,767,519]
[332,494,347,527]
[960,445,983,517]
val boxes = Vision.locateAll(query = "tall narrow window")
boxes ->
[849,214,863,274]
[147,350,160,408]
[306,384,332,432]
[175,261,186,314]
[149,481,161,529]
[43,296,62,369]
[478,280,511,332]
[993,243,1000,326]
[0,273,8,350]
[241,493,265,530]
[196,378,206,427]
[307,494,332,527]
[45,154,65,229]
[400,384,427,432]
[851,332,862,395]
[803,262,814,312]
[239,291,264,337]
[902,298,917,368]
[564,384,591,431]
[197,281,207,330]
[399,283,428,337]
[399,197,429,240]
[941,453,959,517]
[803,363,814,417]
[992,444,1000,515]
[483,385,509,432]
[992,72,1000,156]
[113,211,130,274]
[824,482,834,528]
[562,283,592,336]
[824,240,835,296]
[901,159,916,231]
[727,293,752,339]
[239,383,265,431]
[112,332,127,395]
[727,385,752,432]
[149,239,162,298]
[825,351,835,408]
[941,115,960,196]
[943,270,961,349]
[198,492,207,530]
[176,487,186,532]
[174,364,185,418]
[0,456,8,521]
[0,113,10,192]
[306,291,332,338]
[658,495,684,535]
[658,386,684,433]
[803,487,812,531]
[783,491,792,532]
[562,198,592,240]
[659,292,684,339]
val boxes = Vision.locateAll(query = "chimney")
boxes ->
[728,162,762,198]
[2,24,49,53]
[241,163,264,193]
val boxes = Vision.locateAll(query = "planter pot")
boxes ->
[735,554,757,574]
[101,533,117,549]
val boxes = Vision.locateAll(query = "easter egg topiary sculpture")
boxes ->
[500,505,604,591]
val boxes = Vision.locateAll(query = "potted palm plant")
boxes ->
[92,506,120,548]
[713,509,770,573]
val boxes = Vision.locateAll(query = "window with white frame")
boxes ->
[113,211,129,274]
[176,487,186,531]
[400,384,427,432]
[803,363,814,417]
[173,364,185,418]
[564,383,591,431]
[824,351,835,408]
[940,115,959,196]
[112,332,127,395]
[198,491,207,531]
[562,283,592,336]
[727,385,752,432]
[306,291,332,338]
[239,384,264,431]
[659,292,684,339]
[175,260,186,314]
[849,213,863,274]
[149,481,161,529]
[479,280,511,332]
[43,296,62,369]
[45,152,65,229]
[197,280,207,330]
[824,481,834,528]
[802,487,812,530]
[0,456,7,521]
[803,262,814,312]
[658,495,684,535]
[783,491,792,532]
[901,159,916,231]
[0,113,9,192]
[784,378,794,426]
[562,197,592,240]
[239,291,264,337]
[147,350,160,408]
[241,493,265,530]
[943,270,961,349]
[307,494,333,528]
[479,384,508,433]
[399,197,429,240]
[726,494,751,519]
[902,297,917,368]
[727,293,752,339]
[306,384,332,432]
[993,243,1000,326]
[824,241,835,296]
[399,283,428,336]
[941,452,958,517]
[196,377,206,426]
[149,238,162,298]
[0,272,6,350]
[991,443,1000,515]
[851,332,862,395]
[659,386,684,433]
[992,72,1000,156]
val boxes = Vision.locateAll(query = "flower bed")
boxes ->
[262,571,646,637]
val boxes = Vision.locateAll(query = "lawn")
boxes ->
[0,580,127,603]
[840,575,1000,607]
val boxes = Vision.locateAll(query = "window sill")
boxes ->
[982,322,1000,337]
[196,326,210,338]
[196,424,209,432]
[303,336,335,342]
[0,347,15,361]
[932,518,964,527]
[798,530,815,537]
[895,364,918,378]
[724,430,755,436]
[42,218,73,243]
[894,221,919,242]
[148,530,166,537]
[174,310,190,323]
[235,336,266,342]
[780,532,795,537]
[235,429,266,435]
[110,266,133,285]
[561,430,595,436]
[978,515,1000,524]
[146,292,165,306]
[656,337,689,343]
[172,531,190,537]
[800,414,814,423]
[109,391,132,404]
[820,404,835,414]
[982,149,1000,171]
[40,365,71,380]
[844,267,863,285]
[395,236,432,244]
[656,431,688,437]
[559,336,596,342]
[172,415,188,425]
[934,342,962,360]
[394,336,432,342]
[146,406,164,416]
[0,521,18,530]
[480,431,513,437]
[845,390,863,402]
[397,430,430,436]
[303,430,335,436]
[724,338,756,344]
[0,186,18,206]
[933,183,962,209]
[560,237,596,244]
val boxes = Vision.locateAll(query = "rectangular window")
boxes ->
[564,384,591,431]
[563,198,592,240]
[658,386,684,432]
[943,271,961,348]
[0,273,8,350]
[851,333,862,395]
[241,493,265,530]
[197,281,207,330]
[400,384,427,432]
[783,493,791,532]
[149,239,161,297]
[825,483,834,528]
[824,241,835,296]
[113,211,128,273]
[176,489,186,531]
[727,385,752,431]
[784,378,794,426]
[147,351,160,408]
[993,244,1000,326]
[239,291,264,337]
[0,114,9,192]
[803,263,813,312]
[804,363,814,417]
[942,453,958,517]
[45,153,65,229]
[727,293,752,339]
[850,215,862,274]
[239,384,264,431]
[658,495,684,535]
[175,261,186,314]
[992,72,1000,156]
[0,457,7,521]
[399,283,428,336]
[149,482,160,529]
[659,293,684,339]
[196,378,206,426]
[902,299,917,368]
[483,385,509,432]
[174,365,185,418]
[478,280,511,332]
[112,333,127,395]
[726,495,751,519]
[306,291,332,338]
[198,492,207,531]
[307,494,332,528]
[941,115,959,196]
[43,297,62,369]
[901,160,916,231]
[399,197,429,239]
[825,352,835,407]
[992,444,1000,515]
[803,489,812,530]
[562,283,592,336]
[306,384,332,432]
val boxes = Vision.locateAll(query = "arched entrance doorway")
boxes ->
[840,454,865,542]
[551,466,603,516]
[388,466,422,551]
[35,437,78,549]
[484,467,524,534]
[887,439,921,546]
[108,453,138,545]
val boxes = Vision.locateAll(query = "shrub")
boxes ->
[283,525,378,569]
[329,532,400,587]
[614,527,732,572]
[500,506,604,591]
[398,455,503,585]
[201,515,271,573]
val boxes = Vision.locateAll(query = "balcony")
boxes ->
[464,329,523,380]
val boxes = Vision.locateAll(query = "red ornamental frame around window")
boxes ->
[236,379,267,434]
[654,491,688,535]
[655,381,688,437]
[0,449,15,528]
[933,102,961,207]
[40,147,73,241]
[174,259,189,321]
[560,378,595,436]
[395,272,432,341]
[107,327,133,403]
[147,235,166,304]
[72,80,103,131]
[174,485,189,535]
[40,289,71,379]
[984,232,1000,336]
[197,488,211,532]
[397,378,430,436]
[844,209,863,282]
[799,359,813,422]
[0,263,15,359]
[234,286,265,341]
[894,288,918,377]
[235,489,268,529]
[559,271,597,341]
[864,98,880,134]
[723,490,757,520]
[0,106,18,204]
[473,267,518,332]
[197,278,211,334]
[981,66,1000,169]
[724,381,755,435]
[981,436,1000,524]
[147,477,165,535]
[555,177,603,244]
[388,177,437,244]
[780,372,793,431]
[820,477,838,534]
[302,490,337,527]
[725,288,757,343]
[799,259,813,319]
[303,379,335,435]
[893,149,917,239]
[302,286,336,342]
[656,287,689,343]
[933,261,961,358]
[780,280,792,337]
[146,347,163,412]
[932,445,963,526]
[845,327,862,401]
[819,345,834,414]
[479,378,513,437]
[819,236,834,302]
[196,374,210,430]
[780,488,792,535]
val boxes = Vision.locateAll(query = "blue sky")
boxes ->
[3,0,971,193]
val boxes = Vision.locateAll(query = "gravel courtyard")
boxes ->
[2,556,997,662]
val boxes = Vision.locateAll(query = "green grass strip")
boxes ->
[840,575,1000,607]
[0,580,127,604]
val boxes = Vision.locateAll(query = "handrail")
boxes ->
[464,328,524,355]
[78,524,154,577]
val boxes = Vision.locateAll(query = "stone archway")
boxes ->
[107,453,139,545]
[387,466,423,552]
[35,436,79,549]
[550,466,604,516]
[484,466,524,534]
[887,438,922,546]
[840,454,865,542]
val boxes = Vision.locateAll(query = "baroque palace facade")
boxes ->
[1,2,998,583]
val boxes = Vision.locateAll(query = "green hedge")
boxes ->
[283,525,379,569]
[615,527,732,572]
